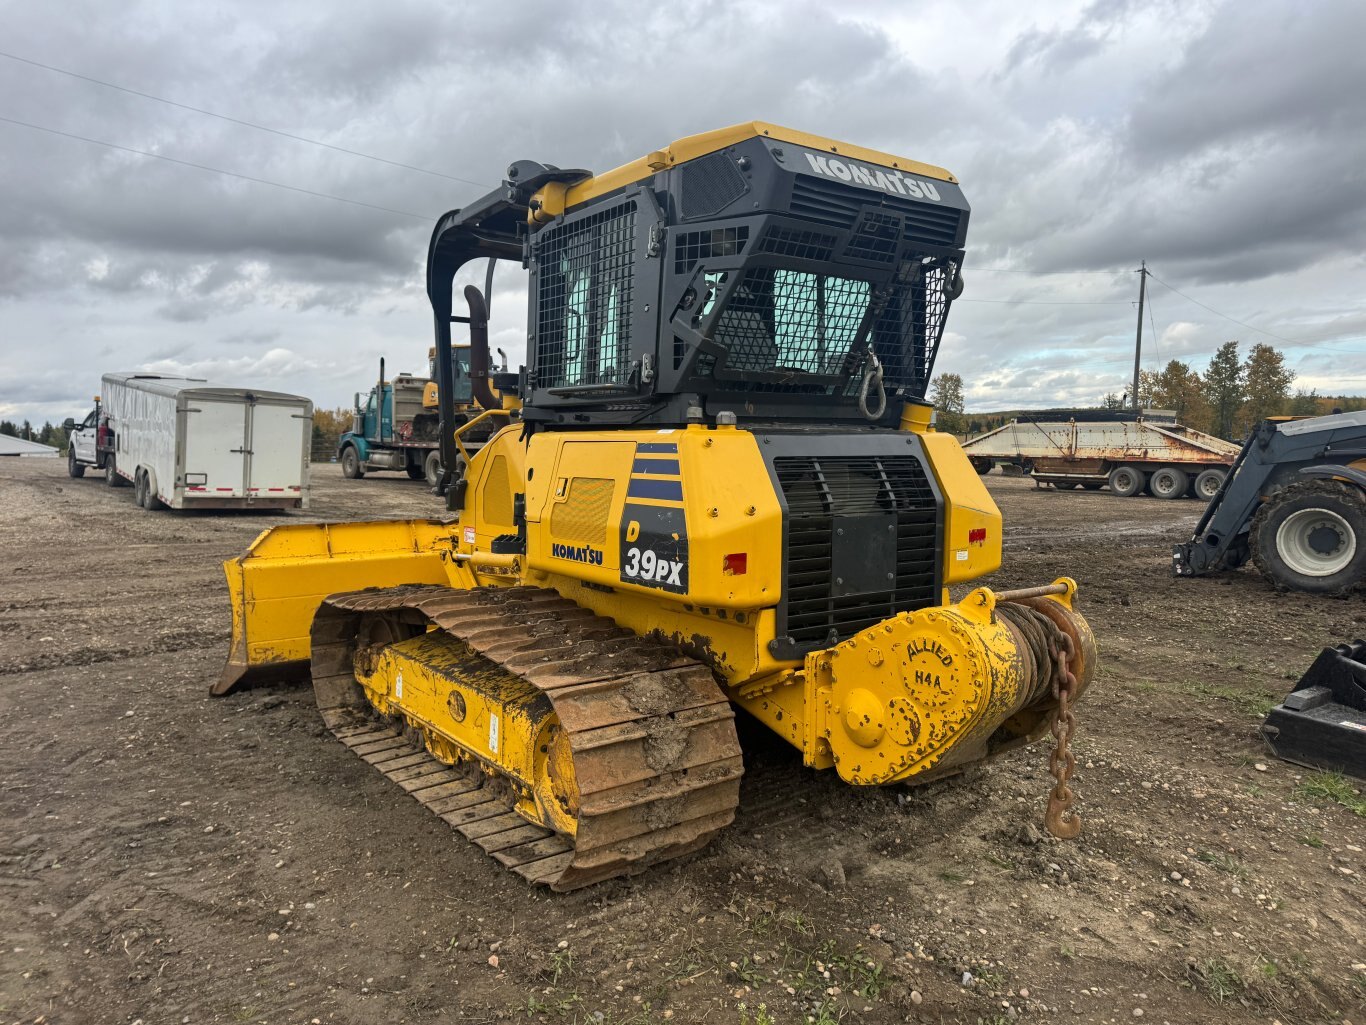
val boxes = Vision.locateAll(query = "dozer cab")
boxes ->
[215,123,1097,890]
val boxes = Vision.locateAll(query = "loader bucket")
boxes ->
[1260,640,1366,778]
[214,519,460,696]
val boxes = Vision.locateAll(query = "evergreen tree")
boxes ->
[1236,343,1295,434]
[1203,342,1244,439]
[929,373,966,434]
[0,420,16,437]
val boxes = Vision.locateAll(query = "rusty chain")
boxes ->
[1043,623,1082,839]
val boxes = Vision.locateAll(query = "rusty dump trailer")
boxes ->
[961,410,1242,499]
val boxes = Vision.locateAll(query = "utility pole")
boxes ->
[1131,260,1148,412]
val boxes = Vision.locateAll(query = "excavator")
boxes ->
[214,123,1097,890]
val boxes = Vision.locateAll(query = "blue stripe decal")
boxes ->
[626,478,684,502]
[636,442,678,454]
[632,458,680,476]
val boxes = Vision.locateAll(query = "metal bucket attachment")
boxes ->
[1261,640,1366,778]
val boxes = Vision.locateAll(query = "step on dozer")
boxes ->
[1261,640,1366,778]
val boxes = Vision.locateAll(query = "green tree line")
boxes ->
[941,341,1360,441]
[1126,341,1359,439]
[0,420,70,450]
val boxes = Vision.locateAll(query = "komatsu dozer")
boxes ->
[216,123,1097,890]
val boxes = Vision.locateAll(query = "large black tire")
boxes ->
[68,449,85,478]
[340,446,365,480]
[1081,482,1103,491]
[1250,480,1366,594]
[1148,466,1189,500]
[405,463,426,480]
[424,449,443,487]
[1193,468,1225,502]
[1108,465,1144,498]
[970,457,994,476]
[104,453,126,487]
[133,469,147,508]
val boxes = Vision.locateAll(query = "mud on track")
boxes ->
[2,457,1364,1025]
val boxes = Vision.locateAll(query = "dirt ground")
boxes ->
[2,455,1364,1025]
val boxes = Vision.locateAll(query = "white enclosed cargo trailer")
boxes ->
[66,373,312,511]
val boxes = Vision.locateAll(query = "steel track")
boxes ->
[309,585,744,891]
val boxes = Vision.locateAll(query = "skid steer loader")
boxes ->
[215,123,1097,890]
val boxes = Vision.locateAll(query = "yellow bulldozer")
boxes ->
[215,123,1097,890]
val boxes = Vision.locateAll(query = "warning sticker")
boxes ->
[463,525,476,545]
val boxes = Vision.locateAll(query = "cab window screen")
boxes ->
[712,267,870,374]
[535,203,636,389]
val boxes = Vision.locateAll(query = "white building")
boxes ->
[0,435,60,457]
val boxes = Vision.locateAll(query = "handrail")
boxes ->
[451,408,511,470]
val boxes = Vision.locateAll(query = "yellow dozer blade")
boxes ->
[215,519,461,695]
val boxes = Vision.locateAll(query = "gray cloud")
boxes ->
[0,0,1363,422]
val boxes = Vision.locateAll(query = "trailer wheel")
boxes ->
[1081,482,1103,491]
[1149,467,1189,500]
[424,449,443,487]
[136,470,166,511]
[1193,468,1225,501]
[68,448,85,478]
[104,453,126,487]
[341,446,365,480]
[970,457,993,476]
[1108,465,1144,498]
[1251,480,1366,593]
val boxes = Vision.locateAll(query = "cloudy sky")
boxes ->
[2,0,1364,426]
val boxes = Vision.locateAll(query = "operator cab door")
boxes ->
[73,409,98,462]
[183,398,249,498]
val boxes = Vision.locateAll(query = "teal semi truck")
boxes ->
[338,347,494,486]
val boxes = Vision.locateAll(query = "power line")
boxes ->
[1144,269,1305,345]
[967,267,1124,276]
[1146,289,1161,367]
[0,114,430,219]
[0,49,492,189]
[958,298,1130,305]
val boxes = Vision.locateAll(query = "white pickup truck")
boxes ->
[66,373,312,511]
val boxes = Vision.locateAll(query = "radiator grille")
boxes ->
[774,455,938,649]
[791,176,963,249]
[534,203,635,390]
